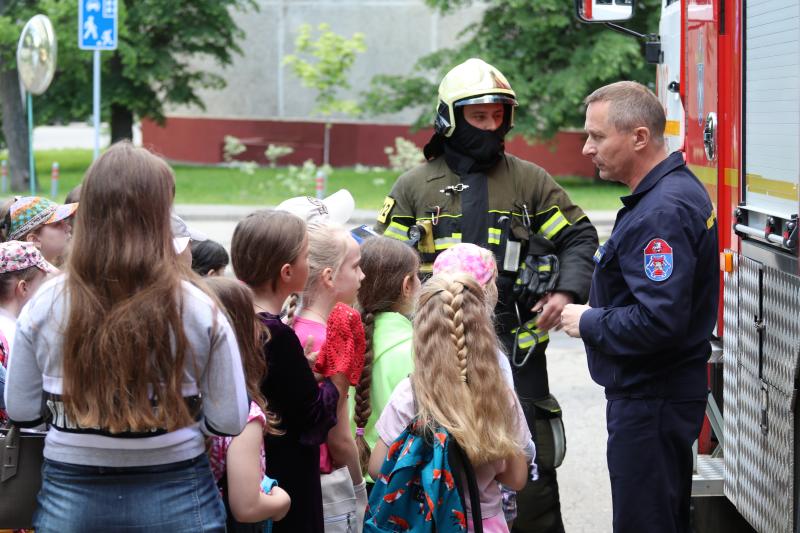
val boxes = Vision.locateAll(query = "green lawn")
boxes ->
[7,148,625,211]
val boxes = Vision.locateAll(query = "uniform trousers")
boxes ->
[606,397,706,533]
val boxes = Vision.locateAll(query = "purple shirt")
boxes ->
[258,312,339,533]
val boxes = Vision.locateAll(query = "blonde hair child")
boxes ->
[291,223,367,529]
[231,209,340,533]
[205,277,290,528]
[369,273,531,532]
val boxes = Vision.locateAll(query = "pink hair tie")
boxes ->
[355,427,365,437]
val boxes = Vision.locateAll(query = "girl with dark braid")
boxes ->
[351,236,420,485]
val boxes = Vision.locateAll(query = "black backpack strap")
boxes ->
[447,439,483,533]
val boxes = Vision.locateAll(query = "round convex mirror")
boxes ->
[17,15,58,96]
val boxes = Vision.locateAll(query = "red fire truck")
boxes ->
[577,1,799,531]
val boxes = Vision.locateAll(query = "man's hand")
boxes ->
[532,291,574,331]
[559,303,591,338]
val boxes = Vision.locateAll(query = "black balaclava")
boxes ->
[422,103,512,169]
[443,107,509,173]
[431,105,512,247]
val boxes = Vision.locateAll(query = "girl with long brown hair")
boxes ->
[351,236,420,477]
[230,209,340,533]
[5,142,248,532]
[368,272,531,533]
[205,277,290,532]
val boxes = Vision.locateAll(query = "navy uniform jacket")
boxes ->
[579,152,719,400]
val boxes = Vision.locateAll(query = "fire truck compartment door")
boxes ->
[724,253,800,533]
[685,0,719,212]
[742,0,800,221]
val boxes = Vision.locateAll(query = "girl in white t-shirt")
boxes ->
[368,272,531,533]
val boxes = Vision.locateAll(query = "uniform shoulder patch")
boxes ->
[376,196,396,224]
[643,238,673,282]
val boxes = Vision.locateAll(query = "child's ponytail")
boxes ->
[284,293,300,327]
[353,311,375,474]
[439,280,469,384]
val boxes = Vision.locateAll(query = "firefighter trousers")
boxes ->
[511,410,566,533]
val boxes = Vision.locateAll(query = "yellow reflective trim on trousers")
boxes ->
[512,317,550,348]
[488,227,501,245]
[385,221,410,241]
[538,210,569,239]
[513,328,550,348]
[538,265,551,272]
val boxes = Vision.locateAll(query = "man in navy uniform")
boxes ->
[560,81,718,533]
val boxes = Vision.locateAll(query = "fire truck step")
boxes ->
[692,455,724,497]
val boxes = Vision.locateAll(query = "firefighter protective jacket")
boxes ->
[375,153,598,340]
[579,152,719,400]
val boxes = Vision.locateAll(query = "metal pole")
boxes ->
[1,160,8,194]
[93,49,101,160]
[51,162,59,199]
[27,92,35,195]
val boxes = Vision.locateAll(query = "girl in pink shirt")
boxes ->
[291,223,368,530]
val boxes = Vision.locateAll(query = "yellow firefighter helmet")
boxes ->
[434,58,518,137]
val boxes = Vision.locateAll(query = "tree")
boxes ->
[0,0,257,169]
[364,0,661,140]
[0,1,56,191]
[284,23,366,165]
[103,0,257,142]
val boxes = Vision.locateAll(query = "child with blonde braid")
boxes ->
[291,223,368,531]
[231,210,340,533]
[432,243,538,529]
[351,236,420,480]
[369,273,532,533]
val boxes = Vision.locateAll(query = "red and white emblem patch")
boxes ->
[643,238,674,281]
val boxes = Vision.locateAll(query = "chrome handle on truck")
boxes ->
[703,112,717,161]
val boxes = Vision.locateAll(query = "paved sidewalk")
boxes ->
[175,204,616,240]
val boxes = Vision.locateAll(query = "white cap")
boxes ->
[171,213,208,254]
[276,189,355,226]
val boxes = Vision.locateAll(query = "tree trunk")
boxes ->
[110,103,133,144]
[0,67,32,192]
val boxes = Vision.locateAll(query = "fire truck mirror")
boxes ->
[574,0,635,23]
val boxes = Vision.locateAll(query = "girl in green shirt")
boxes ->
[352,237,420,479]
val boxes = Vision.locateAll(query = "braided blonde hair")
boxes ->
[411,273,522,465]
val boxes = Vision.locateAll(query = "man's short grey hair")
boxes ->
[584,81,666,144]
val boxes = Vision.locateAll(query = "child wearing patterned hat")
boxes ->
[0,240,57,422]
[5,196,78,267]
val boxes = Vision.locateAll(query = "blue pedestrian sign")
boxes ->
[78,0,117,50]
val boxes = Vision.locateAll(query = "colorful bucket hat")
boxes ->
[432,243,497,287]
[0,240,57,275]
[7,196,78,241]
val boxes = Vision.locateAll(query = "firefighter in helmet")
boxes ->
[374,58,598,532]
